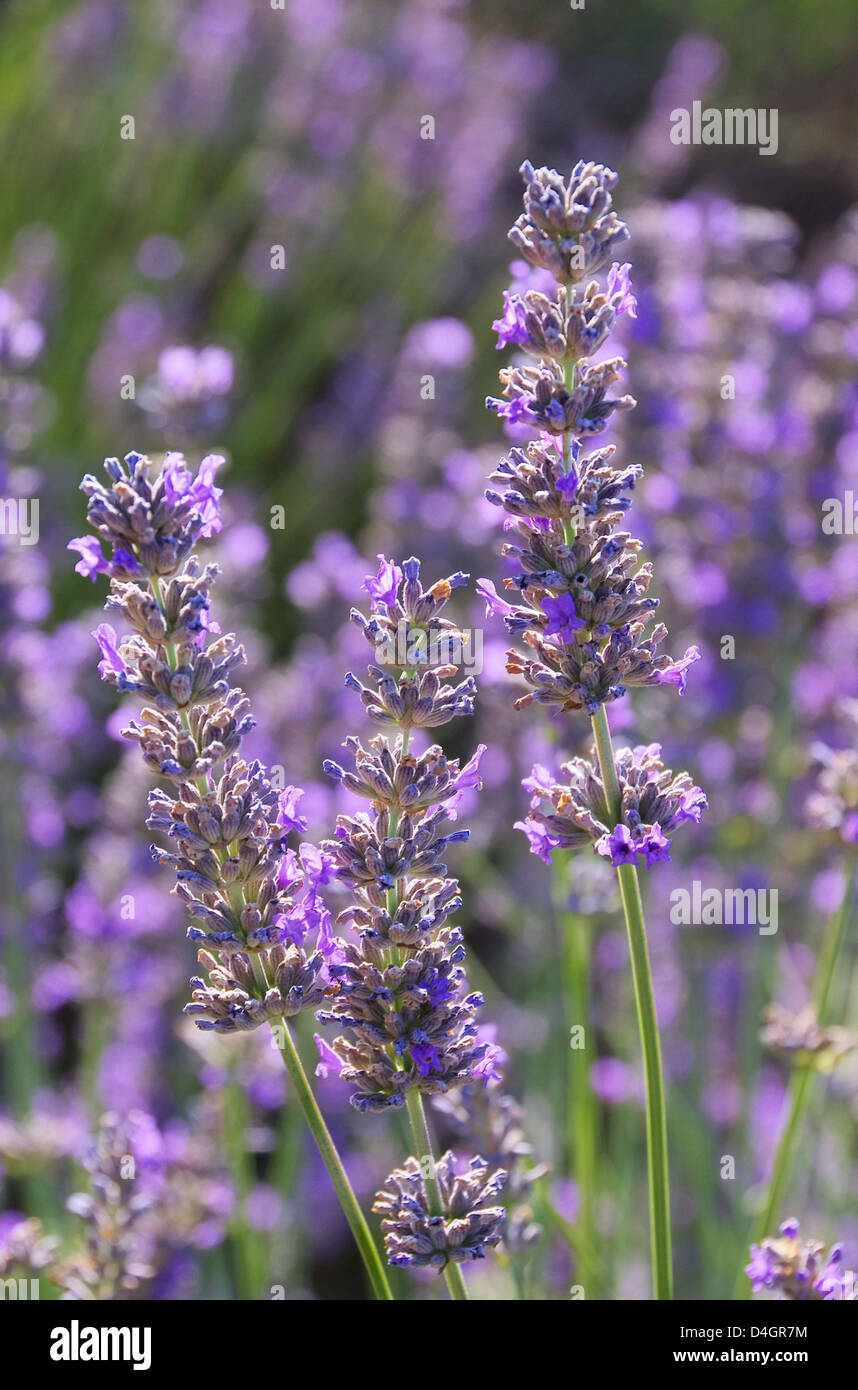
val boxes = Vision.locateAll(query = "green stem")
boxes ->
[405,1088,469,1301]
[552,859,600,1296]
[735,859,856,1299]
[223,1070,266,1300]
[590,703,673,1301]
[814,858,855,1024]
[270,1017,394,1301]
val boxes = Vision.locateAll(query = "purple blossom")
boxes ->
[596,823,639,866]
[492,291,529,349]
[523,764,555,799]
[299,842,337,889]
[675,786,707,824]
[362,554,402,608]
[68,536,111,580]
[314,1034,344,1081]
[637,825,672,869]
[476,577,515,619]
[161,452,224,538]
[277,785,308,835]
[276,848,303,893]
[453,745,486,793]
[91,623,128,680]
[606,261,638,318]
[474,1043,505,1086]
[485,394,536,425]
[541,593,585,643]
[746,1219,848,1300]
[68,536,139,581]
[410,1042,443,1077]
[515,816,560,865]
[655,644,701,695]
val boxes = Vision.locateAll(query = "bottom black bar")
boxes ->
[0,1295,852,1373]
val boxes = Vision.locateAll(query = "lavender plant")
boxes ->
[54,1107,231,1301]
[317,557,508,1295]
[481,161,708,1299]
[1,1104,233,1300]
[68,451,392,1300]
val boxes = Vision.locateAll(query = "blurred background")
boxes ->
[2,0,858,1300]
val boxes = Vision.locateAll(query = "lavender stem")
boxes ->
[552,859,600,1295]
[590,703,673,1300]
[405,1089,470,1301]
[272,1018,394,1301]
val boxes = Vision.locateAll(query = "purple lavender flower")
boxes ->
[485,167,702,718]
[431,1035,547,1255]
[372,1152,507,1270]
[362,554,403,608]
[492,291,530,350]
[518,743,706,871]
[508,161,631,285]
[68,450,224,582]
[314,555,508,1281]
[746,1219,850,1300]
[606,262,637,318]
[541,592,585,643]
[317,558,493,1112]
[53,1107,231,1299]
[483,165,706,1301]
[71,453,328,1029]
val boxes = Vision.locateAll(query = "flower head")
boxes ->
[76,451,224,579]
[373,1152,507,1269]
[518,744,707,872]
[508,160,630,284]
[746,1220,850,1301]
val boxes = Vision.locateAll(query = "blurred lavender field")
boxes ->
[1,0,858,1303]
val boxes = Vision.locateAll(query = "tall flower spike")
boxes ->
[71,453,329,1021]
[71,451,392,1301]
[482,160,710,1301]
[318,555,505,1294]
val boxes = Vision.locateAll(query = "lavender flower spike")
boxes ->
[483,160,709,1301]
[72,453,328,1023]
[71,450,392,1300]
[317,555,511,1295]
